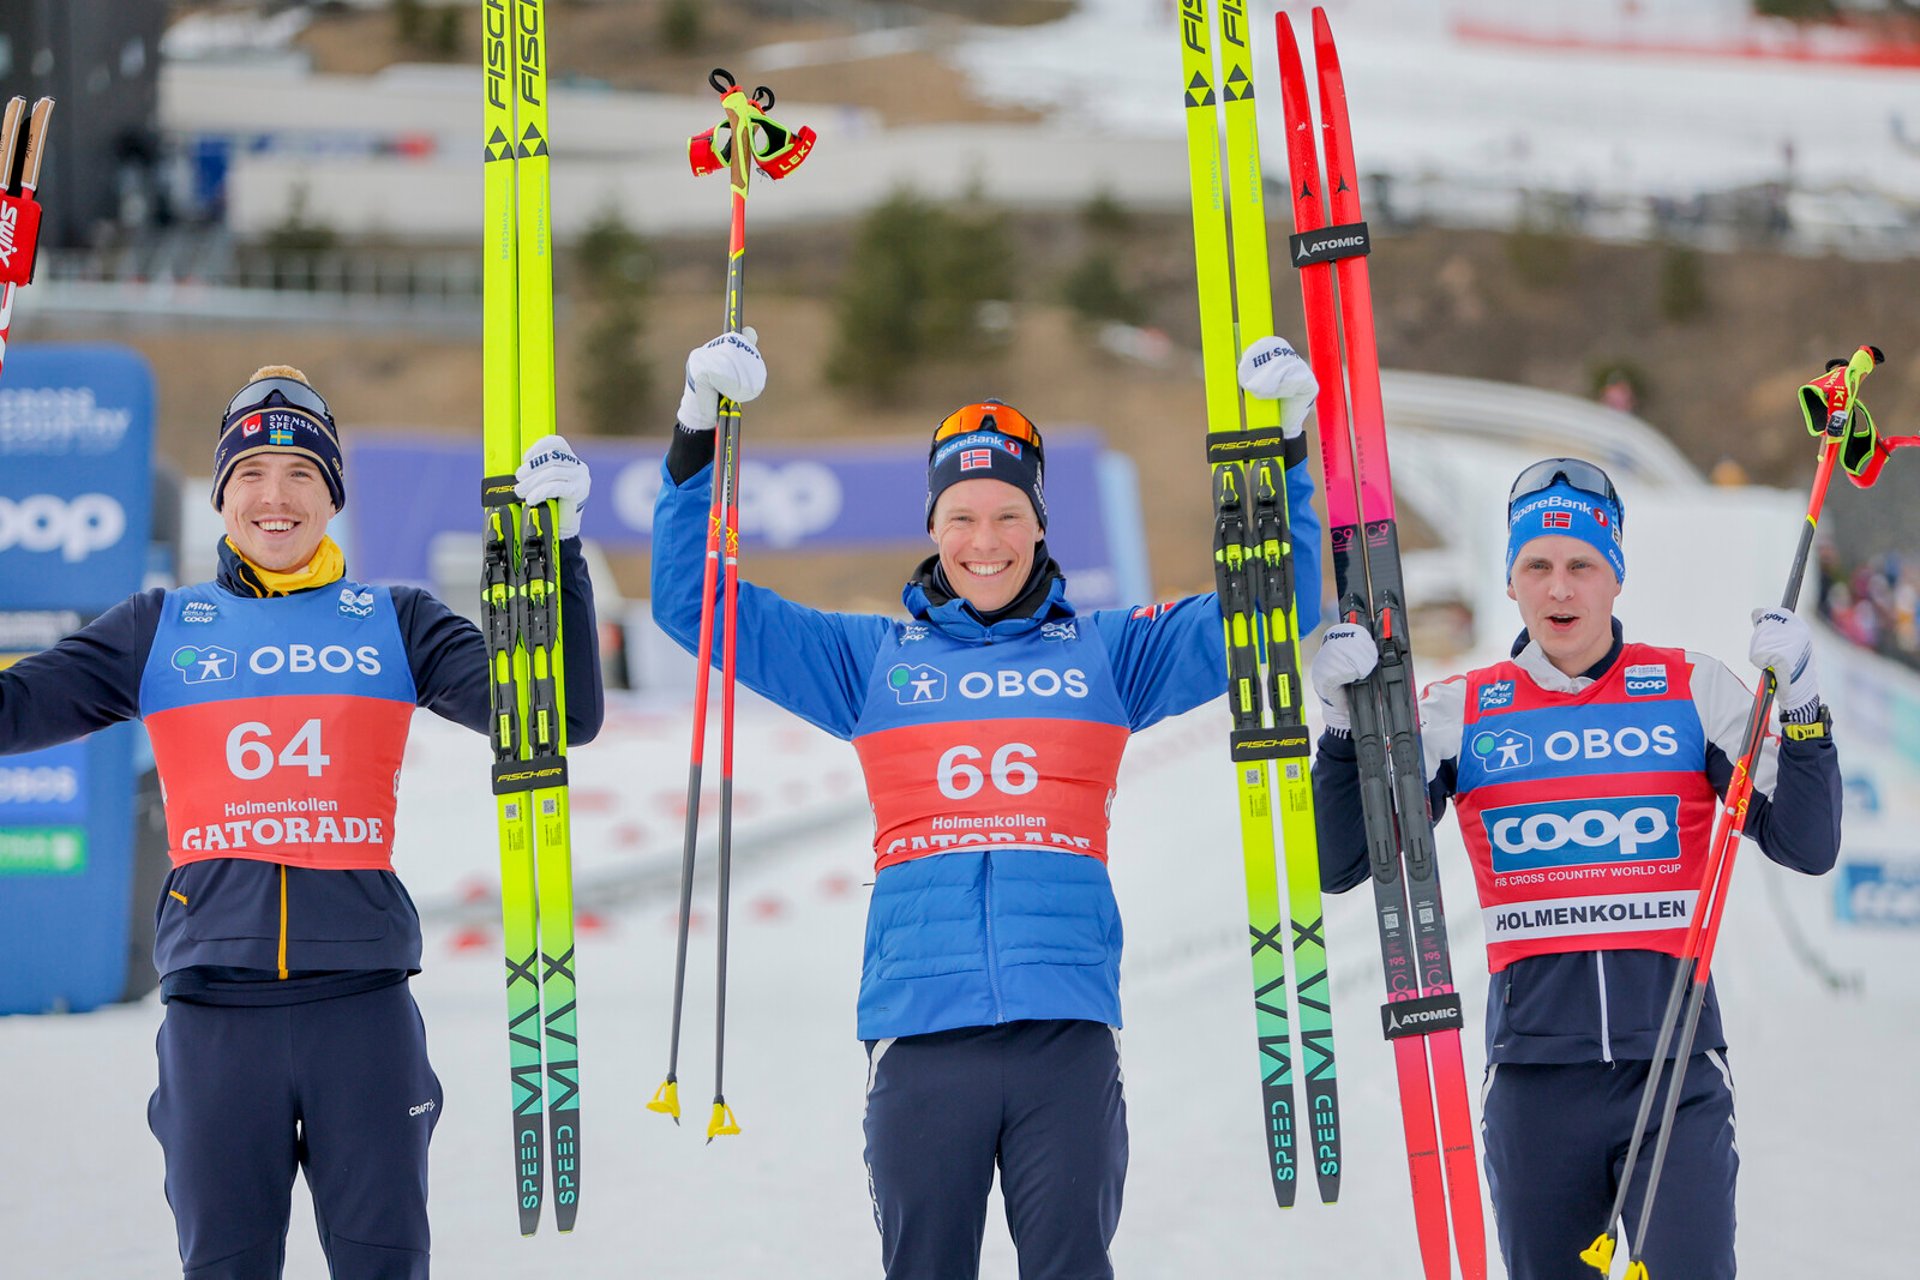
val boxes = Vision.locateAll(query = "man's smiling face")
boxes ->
[929,477,1041,614]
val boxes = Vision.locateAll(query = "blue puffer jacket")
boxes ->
[651,451,1322,1040]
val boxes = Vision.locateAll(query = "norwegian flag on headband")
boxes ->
[959,449,993,472]
[1542,511,1572,529]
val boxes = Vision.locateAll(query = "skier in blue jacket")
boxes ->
[652,331,1323,1278]
[1308,458,1841,1280]
[0,366,603,1280]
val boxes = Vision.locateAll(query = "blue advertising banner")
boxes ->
[0,344,154,1014]
[1834,859,1920,930]
[0,346,155,611]
[346,428,1148,609]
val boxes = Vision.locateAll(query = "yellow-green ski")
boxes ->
[480,0,577,1236]
[1178,0,1341,1208]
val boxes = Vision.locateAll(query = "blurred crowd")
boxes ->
[1818,544,1920,667]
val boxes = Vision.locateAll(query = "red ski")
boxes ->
[1276,10,1488,1279]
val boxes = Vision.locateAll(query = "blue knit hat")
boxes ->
[212,368,346,512]
[925,400,1047,530]
[1506,481,1624,583]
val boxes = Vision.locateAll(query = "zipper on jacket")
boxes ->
[982,854,1004,1023]
[278,865,290,980]
[1595,952,1612,1063]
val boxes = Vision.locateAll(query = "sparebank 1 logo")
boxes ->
[173,645,238,685]
[888,663,946,706]
[1471,727,1533,773]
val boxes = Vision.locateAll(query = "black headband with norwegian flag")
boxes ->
[925,427,1047,531]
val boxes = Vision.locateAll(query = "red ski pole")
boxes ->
[649,70,813,1143]
[1587,343,1886,1279]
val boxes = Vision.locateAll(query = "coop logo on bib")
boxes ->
[1624,663,1669,697]
[1485,794,1682,872]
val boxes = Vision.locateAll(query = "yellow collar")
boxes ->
[226,536,347,597]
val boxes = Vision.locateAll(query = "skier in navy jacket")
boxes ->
[652,332,1323,1278]
[1309,458,1841,1280]
[0,366,603,1280]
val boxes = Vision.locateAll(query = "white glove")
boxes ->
[1237,336,1318,439]
[676,328,765,432]
[515,434,590,540]
[1310,622,1378,732]
[1750,606,1818,713]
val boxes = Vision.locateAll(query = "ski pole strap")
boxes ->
[687,71,817,182]
[1379,992,1465,1040]
[1288,220,1371,268]
[1797,345,1886,482]
[1229,725,1311,762]
[1205,427,1309,467]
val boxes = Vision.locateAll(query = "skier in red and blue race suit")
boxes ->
[1309,458,1841,1280]
[652,332,1323,1278]
[0,366,603,1280]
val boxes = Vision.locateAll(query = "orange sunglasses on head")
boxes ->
[931,399,1044,461]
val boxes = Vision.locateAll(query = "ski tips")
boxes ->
[1579,1231,1616,1274]
[647,1077,682,1122]
[705,1099,741,1143]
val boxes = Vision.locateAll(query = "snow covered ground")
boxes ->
[8,3,1919,1274]
[6,419,1915,1277]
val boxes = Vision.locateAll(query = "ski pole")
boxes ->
[1584,344,1884,1280]
[649,70,813,1142]
[0,95,54,383]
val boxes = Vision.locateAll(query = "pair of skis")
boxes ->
[1278,10,1487,1278]
[0,94,54,382]
[480,0,579,1236]
[1177,0,1340,1209]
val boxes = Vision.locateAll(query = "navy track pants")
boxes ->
[863,1019,1127,1280]
[1482,1051,1739,1280]
[148,981,442,1279]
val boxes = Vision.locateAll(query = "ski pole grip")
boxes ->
[0,191,43,286]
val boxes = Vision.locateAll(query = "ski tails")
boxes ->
[1178,0,1341,1210]
[1279,8,1485,1275]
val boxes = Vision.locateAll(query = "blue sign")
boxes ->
[0,344,154,1013]
[347,428,1147,609]
[1835,859,1920,930]
[0,346,155,612]
[1484,794,1682,873]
